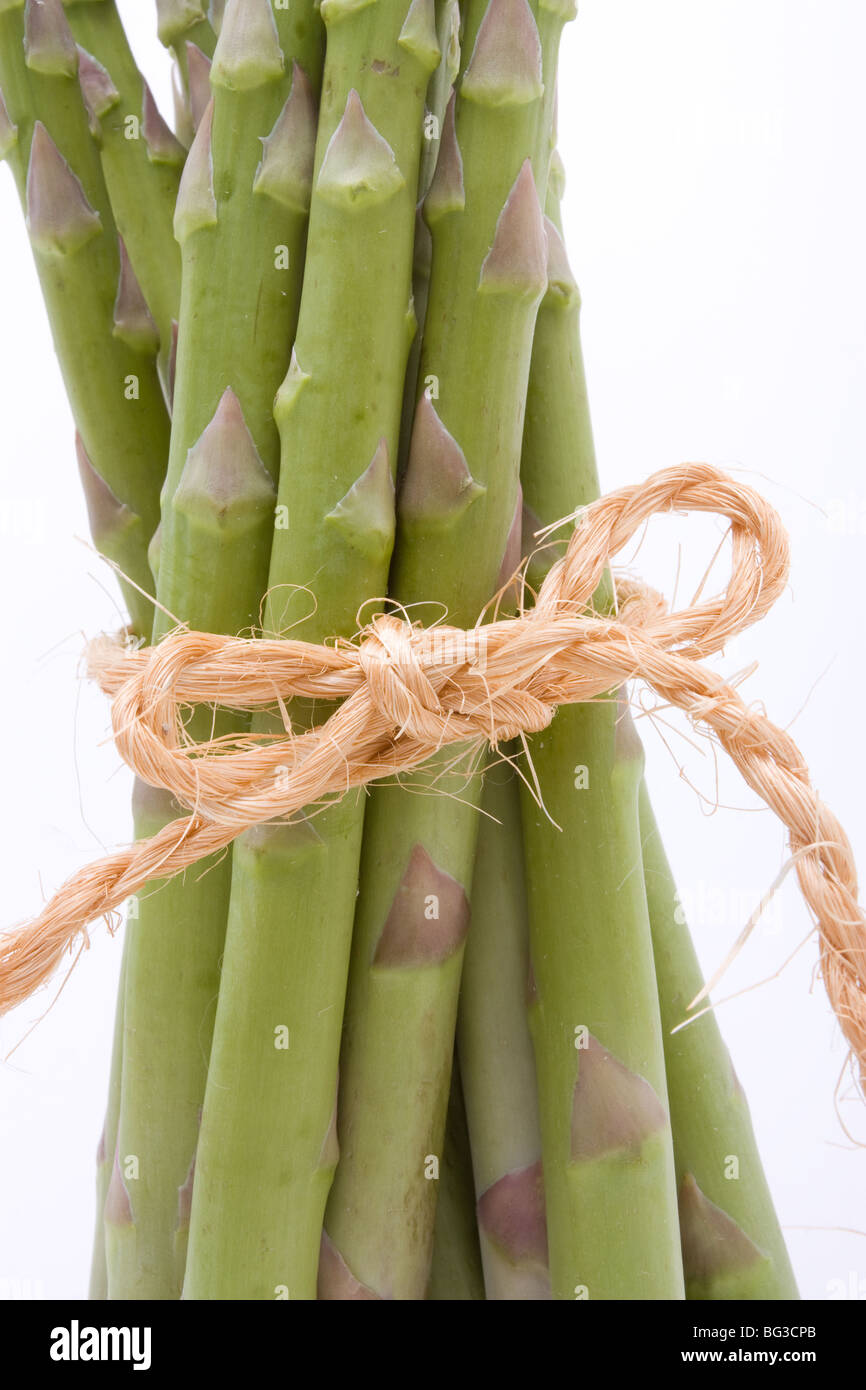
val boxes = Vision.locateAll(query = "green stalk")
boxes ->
[87,932,127,1300]
[106,0,323,1300]
[398,0,459,471]
[322,0,548,1299]
[69,1,184,394]
[183,0,439,1302]
[457,762,551,1299]
[0,0,169,636]
[639,785,799,1299]
[518,183,684,1298]
[427,1058,486,1300]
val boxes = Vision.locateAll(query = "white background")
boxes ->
[0,0,864,1300]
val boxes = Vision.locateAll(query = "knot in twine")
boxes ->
[2,463,864,1088]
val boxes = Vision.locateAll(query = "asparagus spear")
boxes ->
[0,0,169,636]
[322,0,548,1299]
[517,192,684,1299]
[449,0,573,1303]
[519,155,795,1299]
[155,0,215,93]
[183,0,440,1301]
[105,0,322,1300]
[70,0,184,393]
[426,1058,486,1300]
[639,785,799,1299]
[458,762,551,1299]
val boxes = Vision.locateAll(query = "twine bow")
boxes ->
[2,463,864,1087]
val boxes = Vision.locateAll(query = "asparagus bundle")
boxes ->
[1,0,814,1302]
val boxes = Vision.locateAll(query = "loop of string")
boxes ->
[2,463,864,1089]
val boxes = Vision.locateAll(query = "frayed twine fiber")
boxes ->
[2,463,864,1087]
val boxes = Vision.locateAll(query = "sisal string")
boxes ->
[2,463,864,1087]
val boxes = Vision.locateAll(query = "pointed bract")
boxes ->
[318,1232,381,1300]
[76,48,119,135]
[477,1161,548,1264]
[173,388,276,530]
[273,346,311,422]
[156,0,207,48]
[540,0,577,19]
[208,0,226,34]
[461,0,543,108]
[320,0,378,25]
[105,1151,133,1227]
[479,161,547,298]
[176,1152,196,1230]
[423,92,463,224]
[26,123,101,255]
[24,0,77,78]
[253,63,317,214]
[373,844,470,967]
[326,438,395,563]
[542,215,579,307]
[148,520,163,581]
[0,87,17,162]
[112,238,160,354]
[318,1083,340,1170]
[142,82,186,166]
[679,1174,767,1290]
[76,433,139,549]
[211,0,283,92]
[171,60,195,149]
[570,1035,668,1160]
[399,396,484,526]
[548,146,566,202]
[185,42,212,130]
[317,90,404,210]
[173,98,217,242]
[398,0,440,72]
[496,485,523,590]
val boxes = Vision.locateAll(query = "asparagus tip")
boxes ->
[76,48,120,136]
[373,844,470,967]
[142,81,186,167]
[479,160,547,298]
[210,0,284,93]
[173,387,276,530]
[397,0,441,73]
[317,89,405,210]
[461,0,543,109]
[173,97,217,242]
[476,1160,548,1264]
[26,123,101,255]
[23,0,77,80]
[570,1034,668,1160]
[252,62,317,214]
[185,41,212,131]
[423,92,463,224]
[112,238,160,354]
[400,395,485,527]
[326,438,395,563]
[317,1232,382,1300]
[678,1173,766,1289]
[0,86,17,162]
